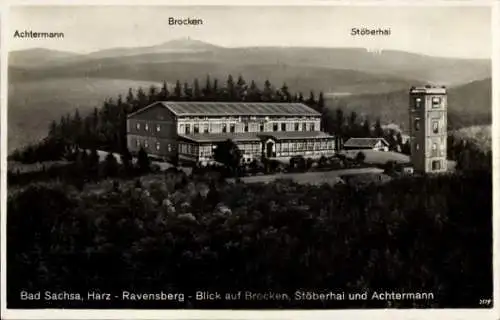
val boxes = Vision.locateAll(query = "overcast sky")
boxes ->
[9,5,491,59]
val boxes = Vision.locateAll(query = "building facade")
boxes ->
[127,101,336,164]
[343,138,390,152]
[409,86,447,173]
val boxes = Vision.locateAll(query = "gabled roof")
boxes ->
[128,101,321,118]
[343,137,389,148]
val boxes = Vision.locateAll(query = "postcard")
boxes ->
[1,2,497,320]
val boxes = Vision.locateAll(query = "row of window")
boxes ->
[136,123,162,132]
[414,96,443,109]
[178,122,317,134]
[413,118,442,134]
[135,139,172,152]
[277,140,335,153]
[413,142,445,157]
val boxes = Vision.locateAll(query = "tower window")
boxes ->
[260,124,264,132]
[204,124,209,133]
[281,123,286,131]
[432,121,439,134]
[415,97,422,109]
[185,124,191,134]
[230,124,235,133]
[194,124,199,134]
[432,143,438,157]
[244,123,249,132]
[302,123,307,131]
[295,123,299,131]
[432,97,442,108]
[222,124,227,133]
[432,160,441,171]
[414,118,420,131]
[273,123,278,132]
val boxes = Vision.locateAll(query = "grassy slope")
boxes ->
[8,78,162,152]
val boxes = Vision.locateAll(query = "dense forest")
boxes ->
[10,75,403,164]
[7,166,492,308]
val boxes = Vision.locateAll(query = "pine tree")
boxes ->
[159,81,169,100]
[203,75,212,99]
[348,111,359,138]
[148,85,158,103]
[136,87,148,109]
[193,78,201,100]
[213,78,219,95]
[298,92,304,102]
[362,118,371,137]
[244,80,257,102]
[374,118,384,137]
[48,120,58,138]
[335,108,345,139]
[174,80,182,100]
[307,91,316,106]
[262,79,273,102]
[126,88,135,105]
[183,82,193,100]
[281,83,291,102]
[226,74,236,101]
[236,75,247,101]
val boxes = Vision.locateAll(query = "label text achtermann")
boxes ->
[13,30,64,39]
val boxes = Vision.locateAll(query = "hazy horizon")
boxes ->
[9,5,491,59]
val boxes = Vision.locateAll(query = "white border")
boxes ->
[1,1,498,320]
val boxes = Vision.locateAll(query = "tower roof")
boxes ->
[410,85,446,94]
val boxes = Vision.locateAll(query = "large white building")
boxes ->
[127,101,337,164]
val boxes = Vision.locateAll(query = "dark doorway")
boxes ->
[266,141,274,158]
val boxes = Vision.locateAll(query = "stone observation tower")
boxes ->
[409,85,447,173]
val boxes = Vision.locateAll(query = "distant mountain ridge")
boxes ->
[10,38,491,86]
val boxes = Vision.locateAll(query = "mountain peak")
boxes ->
[157,37,219,50]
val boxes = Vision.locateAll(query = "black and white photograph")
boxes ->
[3,3,495,316]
